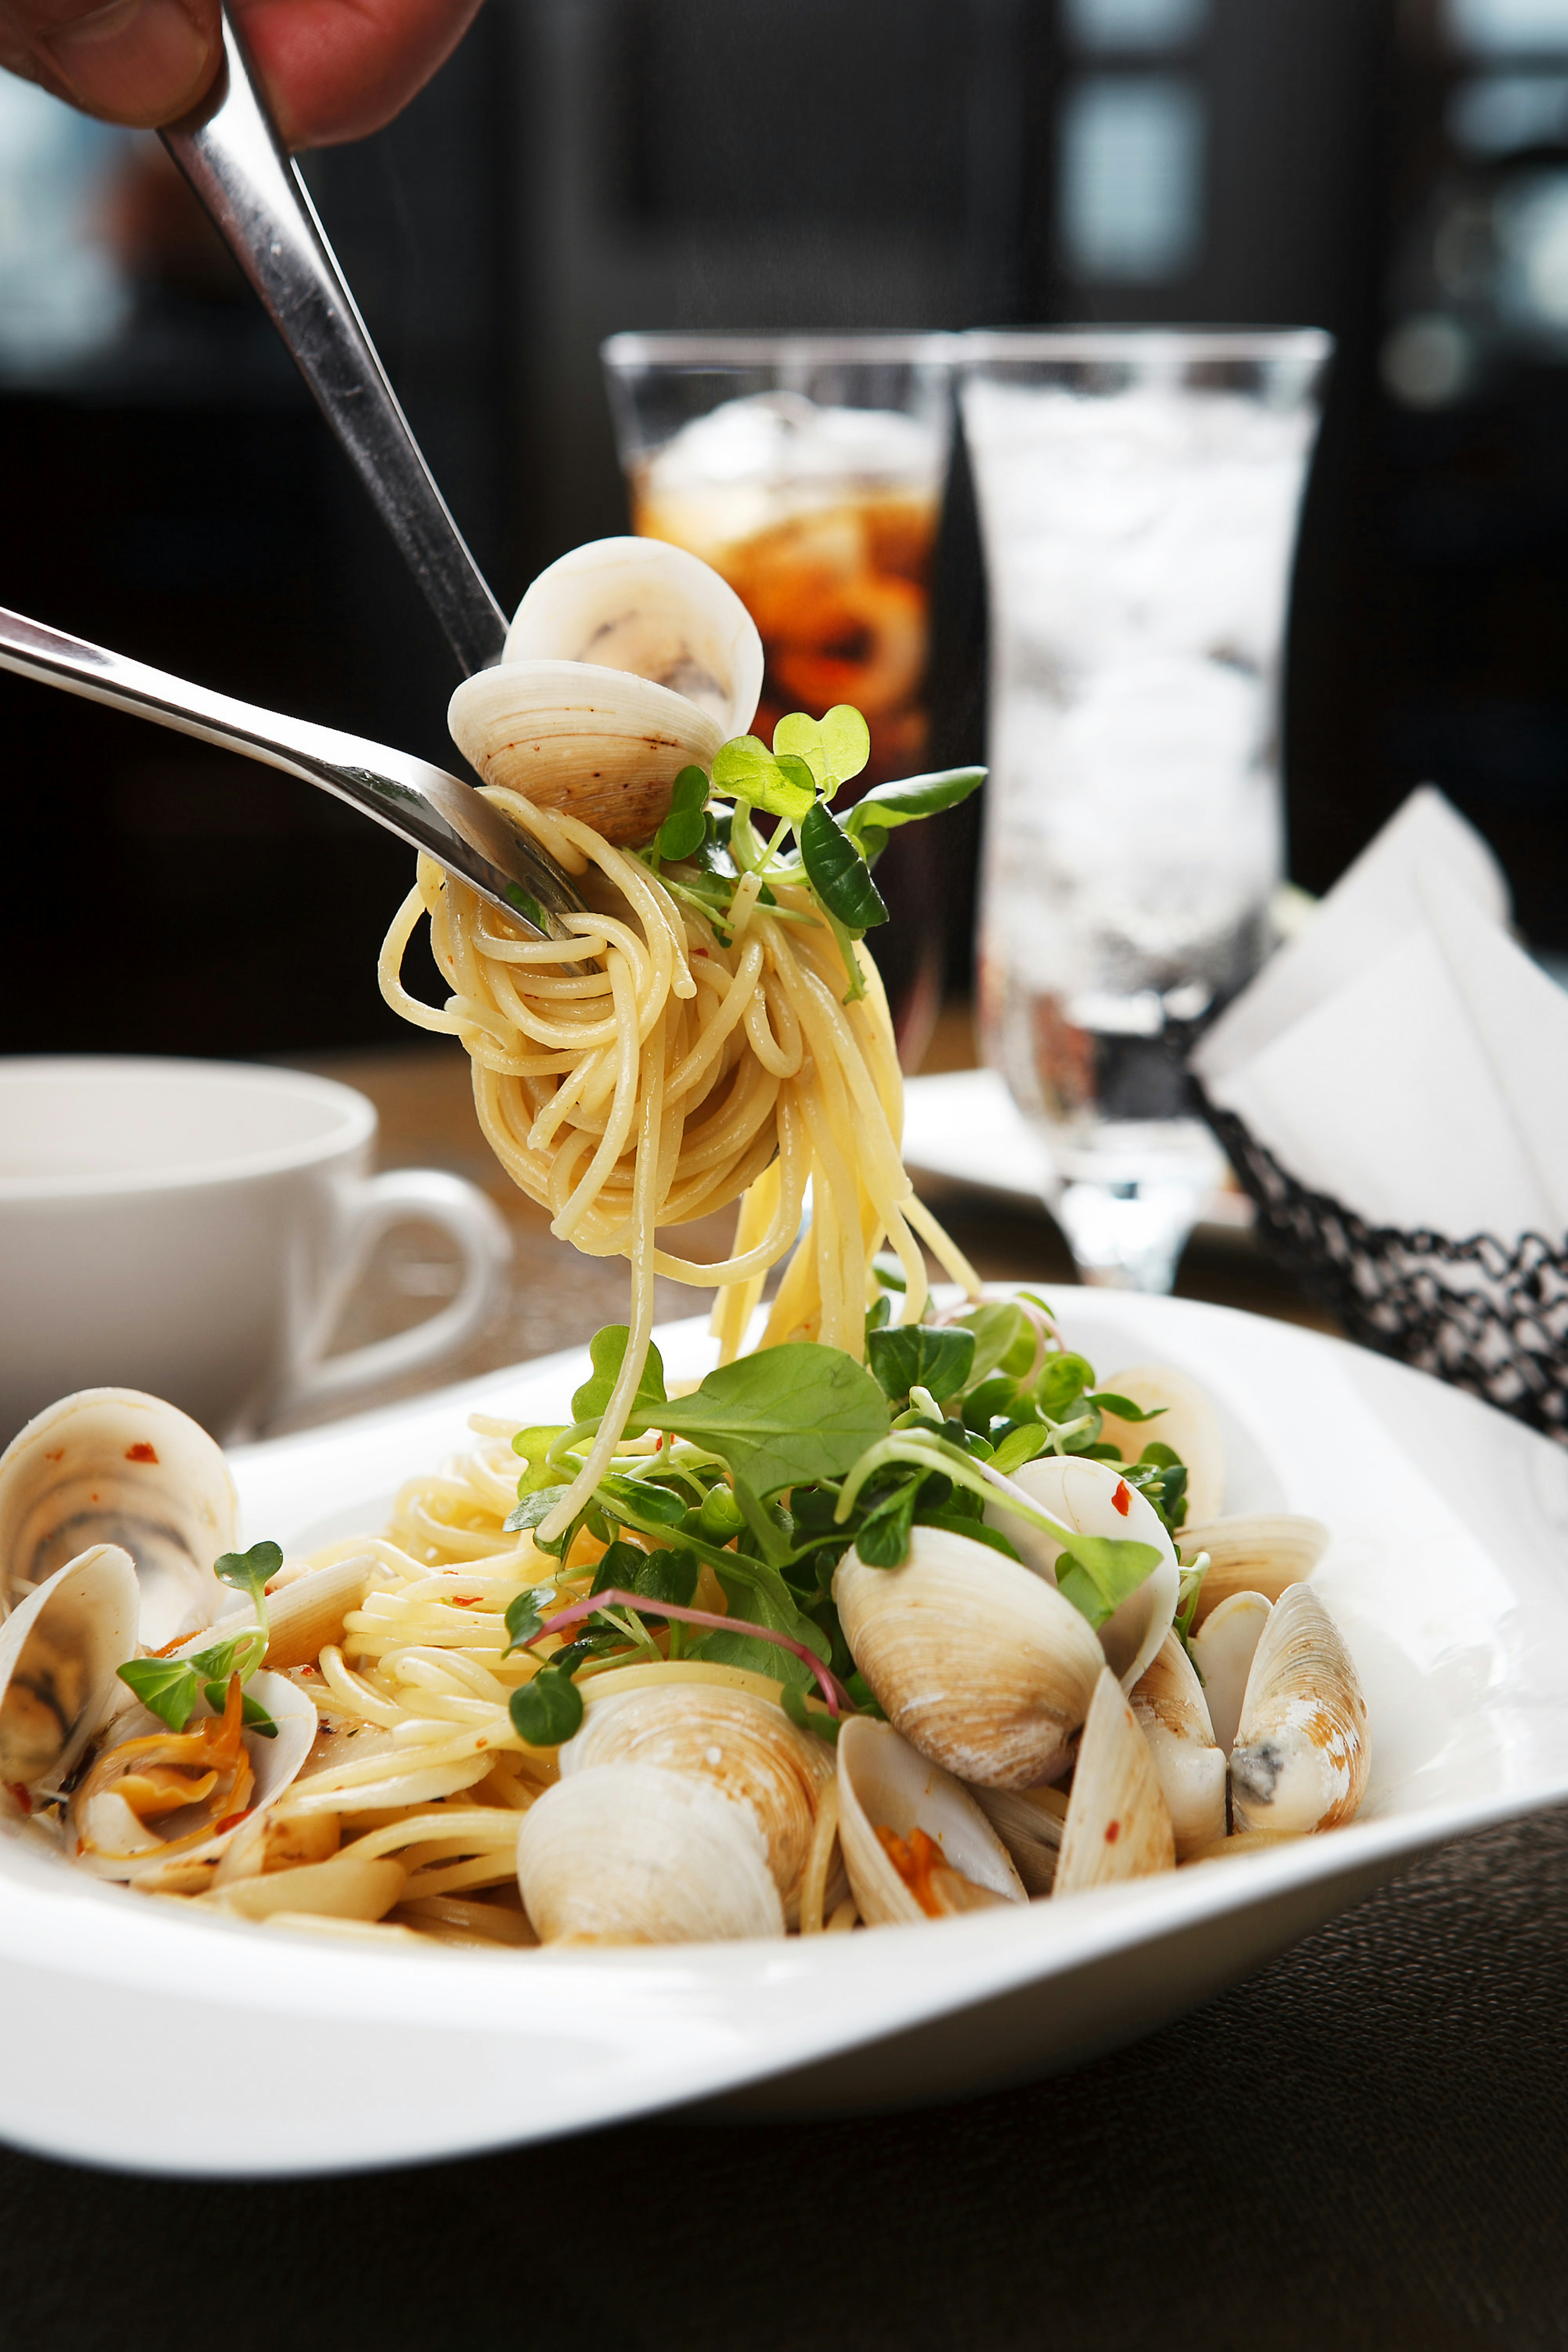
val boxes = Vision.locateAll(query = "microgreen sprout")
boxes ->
[118,1539,281,1735]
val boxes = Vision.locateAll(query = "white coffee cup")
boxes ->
[0,1057,512,1446]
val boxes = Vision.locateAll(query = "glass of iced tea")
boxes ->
[601,332,955,1067]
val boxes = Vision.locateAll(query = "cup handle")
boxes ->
[267,1169,512,1424]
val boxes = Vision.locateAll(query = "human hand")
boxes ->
[0,0,486,146]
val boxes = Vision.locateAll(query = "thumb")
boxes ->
[2,0,218,127]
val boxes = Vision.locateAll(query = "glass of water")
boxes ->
[959,327,1331,1292]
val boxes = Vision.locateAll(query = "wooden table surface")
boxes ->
[276,1003,1332,1434]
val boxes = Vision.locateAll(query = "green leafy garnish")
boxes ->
[656,1343,891,1499]
[866,1323,975,1406]
[843,765,984,837]
[571,1327,668,1424]
[800,800,889,930]
[710,736,816,823]
[509,1669,584,1746]
[117,1539,281,1735]
[1054,1534,1165,1630]
[655,766,711,862]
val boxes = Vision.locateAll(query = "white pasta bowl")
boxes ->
[0,1287,1564,2179]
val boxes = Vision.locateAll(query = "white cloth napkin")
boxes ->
[1193,788,1568,1242]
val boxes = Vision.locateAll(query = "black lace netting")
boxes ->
[1197,1086,1568,1443]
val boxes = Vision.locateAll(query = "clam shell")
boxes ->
[833,1524,1104,1789]
[1129,1632,1226,1859]
[449,537,764,847]
[836,1716,1025,1926]
[0,1388,236,1650]
[1230,1584,1369,1835]
[1054,1666,1176,1895]
[1189,1590,1272,1757]
[1096,1365,1225,1527]
[515,1761,784,1944]
[0,1545,139,1805]
[72,1668,318,1885]
[968,1783,1065,1898]
[1180,1514,1329,1624]
[564,1682,831,1926]
[992,1455,1178,1691]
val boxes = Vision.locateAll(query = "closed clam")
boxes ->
[1054,1667,1176,1896]
[835,1716,1025,1926]
[0,1388,236,1649]
[0,1545,139,1817]
[833,1524,1104,1789]
[1129,1633,1226,1859]
[1180,1514,1328,1624]
[448,538,764,846]
[1230,1584,1369,1835]
[1189,1590,1272,1757]
[991,1455,1178,1692]
[1096,1365,1225,1527]
[563,1682,832,1925]
[516,1762,784,1944]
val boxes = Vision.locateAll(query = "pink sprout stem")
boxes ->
[528,1590,849,1717]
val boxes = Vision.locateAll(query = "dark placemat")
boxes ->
[10,1804,1568,2350]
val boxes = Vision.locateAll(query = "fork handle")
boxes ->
[161,11,508,678]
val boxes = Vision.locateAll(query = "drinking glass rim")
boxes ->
[601,330,960,371]
[958,325,1333,369]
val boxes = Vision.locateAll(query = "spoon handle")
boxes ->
[160,11,508,677]
[0,605,580,942]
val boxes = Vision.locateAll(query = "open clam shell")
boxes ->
[1129,1633,1226,1859]
[1189,1590,1272,1757]
[0,1388,236,1650]
[1096,1365,1225,1527]
[564,1682,833,1927]
[1054,1667,1176,1896]
[448,538,764,847]
[1230,1584,1369,1835]
[71,1668,318,1886]
[516,1761,785,1944]
[834,1524,1104,1789]
[0,1545,139,1813]
[990,1455,1179,1693]
[968,1784,1065,1897]
[1181,1514,1329,1624]
[836,1717,1025,1926]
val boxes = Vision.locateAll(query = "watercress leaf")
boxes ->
[774,750,819,808]
[657,1343,891,1497]
[509,1670,584,1747]
[962,1375,1021,1431]
[800,801,889,931]
[598,1474,689,1529]
[1089,1393,1166,1423]
[1036,1352,1096,1417]
[656,804,708,861]
[511,1425,570,1495]
[503,1587,555,1653]
[571,1327,668,1423]
[780,1681,841,1742]
[635,1546,699,1607]
[866,1323,976,1406]
[213,1541,282,1614]
[239,1693,278,1737]
[857,821,889,866]
[772,710,826,786]
[669,764,710,814]
[590,1538,648,1597]
[711,735,815,823]
[846,766,985,833]
[955,1300,1033,1385]
[988,1422,1054,1478]
[818,704,870,791]
[186,1633,262,1686]
[854,1477,920,1567]
[1138,1441,1182,1468]
[117,1657,200,1732]
[1054,1536,1163,1630]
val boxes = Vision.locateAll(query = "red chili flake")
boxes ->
[450,1595,480,1608]
[1111,1479,1131,1517]
[1105,1820,1121,1844]
[43,1449,63,1463]
[4,1783,32,1814]
[126,1442,158,1464]
[214,1810,254,1836]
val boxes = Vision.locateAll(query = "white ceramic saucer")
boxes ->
[0,1288,1563,2178]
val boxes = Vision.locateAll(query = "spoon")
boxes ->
[160,9,507,677]
[0,606,583,942]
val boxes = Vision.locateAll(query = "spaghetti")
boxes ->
[378,783,979,1539]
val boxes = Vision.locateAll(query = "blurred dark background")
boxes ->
[3,0,1567,1060]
